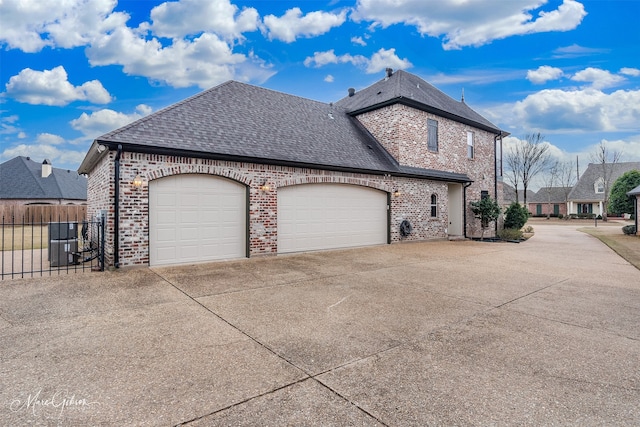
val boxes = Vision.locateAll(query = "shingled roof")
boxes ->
[80,79,473,183]
[530,187,569,204]
[0,156,87,201]
[335,69,502,134]
[568,162,640,201]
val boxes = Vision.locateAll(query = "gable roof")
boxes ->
[334,70,502,134]
[0,156,87,201]
[568,162,640,201]
[530,187,569,204]
[79,79,472,183]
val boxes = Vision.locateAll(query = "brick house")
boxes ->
[628,184,640,235]
[529,187,569,217]
[78,69,506,268]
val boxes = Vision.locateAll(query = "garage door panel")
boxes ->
[278,184,387,254]
[149,174,246,266]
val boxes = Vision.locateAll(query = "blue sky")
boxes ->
[1,0,639,181]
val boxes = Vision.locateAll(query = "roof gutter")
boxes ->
[494,131,505,235]
[78,141,109,175]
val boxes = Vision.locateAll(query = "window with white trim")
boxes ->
[595,177,605,193]
[467,131,474,159]
[430,194,437,217]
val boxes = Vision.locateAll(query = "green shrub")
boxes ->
[504,202,529,230]
[622,225,636,235]
[558,213,564,219]
[498,228,523,240]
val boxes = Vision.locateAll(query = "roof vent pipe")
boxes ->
[42,159,52,178]
[348,87,355,97]
[386,68,393,78]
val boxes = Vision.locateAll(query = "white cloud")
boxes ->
[36,133,66,145]
[366,48,412,74]
[503,88,640,133]
[352,0,587,50]
[0,143,88,170]
[527,66,563,84]
[304,48,411,74]
[571,67,625,90]
[552,44,609,58]
[86,27,273,88]
[0,0,128,52]
[70,104,152,138]
[351,36,367,46]
[620,67,640,77]
[4,66,113,106]
[324,75,335,83]
[264,7,346,42]
[146,0,259,39]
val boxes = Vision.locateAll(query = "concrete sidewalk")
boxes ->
[1,223,639,426]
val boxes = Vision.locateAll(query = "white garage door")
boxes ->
[278,184,388,253]
[149,174,246,266]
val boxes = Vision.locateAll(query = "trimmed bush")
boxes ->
[498,228,523,240]
[504,202,529,230]
[622,225,636,235]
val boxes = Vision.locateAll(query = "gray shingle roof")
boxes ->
[0,156,87,200]
[568,162,640,201]
[530,187,569,203]
[628,184,640,196]
[86,79,473,183]
[335,70,501,133]
[502,183,535,204]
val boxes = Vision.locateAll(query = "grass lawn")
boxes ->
[0,225,48,251]
[579,226,640,271]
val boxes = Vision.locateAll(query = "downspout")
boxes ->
[114,144,122,268]
[462,182,473,238]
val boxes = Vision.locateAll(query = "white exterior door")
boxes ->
[277,184,388,253]
[149,174,246,266]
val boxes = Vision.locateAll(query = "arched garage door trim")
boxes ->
[149,173,248,266]
[277,183,389,254]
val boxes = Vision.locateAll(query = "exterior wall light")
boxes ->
[132,173,144,188]
[259,182,271,192]
[393,189,401,197]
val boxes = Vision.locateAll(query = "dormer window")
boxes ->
[427,119,438,152]
[595,177,605,193]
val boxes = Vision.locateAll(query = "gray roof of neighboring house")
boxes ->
[568,162,640,201]
[80,78,475,183]
[628,184,640,196]
[530,187,570,204]
[335,69,502,134]
[502,183,535,204]
[0,156,87,201]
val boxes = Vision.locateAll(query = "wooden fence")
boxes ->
[0,205,87,225]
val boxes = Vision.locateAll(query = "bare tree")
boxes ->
[505,133,551,207]
[556,159,577,219]
[590,141,622,221]
[541,161,559,219]
[504,144,523,204]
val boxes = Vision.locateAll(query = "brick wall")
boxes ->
[87,152,465,267]
[355,104,502,237]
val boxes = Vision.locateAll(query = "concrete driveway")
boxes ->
[1,222,639,426]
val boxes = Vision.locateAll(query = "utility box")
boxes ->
[49,239,79,267]
[48,222,78,240]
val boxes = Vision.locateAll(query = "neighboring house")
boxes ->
[628,184,640,235]
[528,187,568,217]
[567,162,640,216]
[78,69,507,268]
[0,156,87,205]
[502,183,535,210]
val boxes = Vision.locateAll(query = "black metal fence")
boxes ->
[1,215,105,280]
